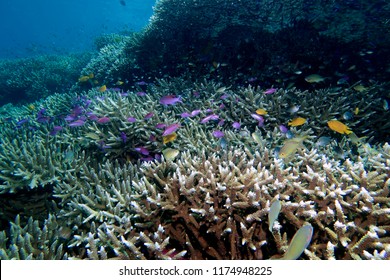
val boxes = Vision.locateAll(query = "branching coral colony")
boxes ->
[0,78,389,259]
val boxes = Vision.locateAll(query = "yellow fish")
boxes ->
[27,104,35,110]
[162,132,177,144]
[353,85,367,92]
[99,85,107,92]
[327,120,352,135]
[288,117,306,127]
[78,75,90,82]
[162,148,179,160]
[88,73,94,79]
[354,107,359,115]
[255,108,268,115]
[279,136,308,159]
[116,80,124,85]
[305,74,326,83]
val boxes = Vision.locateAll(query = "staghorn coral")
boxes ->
[0,77,389,260]
[0,215,67,260]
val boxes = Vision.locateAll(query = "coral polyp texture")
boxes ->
[0,0,390,260]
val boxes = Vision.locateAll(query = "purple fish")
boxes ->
[160,95,182,106]
[136,81,148,86]
[155,123,167,129]
[68,119,85,127]
[120,132,127,143]
[136,91,146,96]
[191,109,201,116]
[220,94,229,100]
[279,124,289,134]
[212,130,225,138]
[49,126,63,136]
[86,112,99,121]
[263,88,277,95]
[218,119,225,126]
[127,116,137,123]
[232,122,241,129]
[193,91,200,97]
[200,114,219,124]
[144,112,154,120]
[97,116,111,124]
[64,115,76,122]
[134,146,149,155]
[180,112,191,118]
[16,118,29,126]
[162,123,180,136]
[251,113,264,122]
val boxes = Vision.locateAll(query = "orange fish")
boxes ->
[163,132,177,144]
[255,108,268,115]
[288,117,306,127]
[327,120,352,135]
[99,85,107,92]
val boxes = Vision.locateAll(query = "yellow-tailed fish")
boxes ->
[162,148,179,160]
[116,80,124,85]
[162,132,177,144]
[99,85,107,92]
[348,132,367,145]
[288,117,306,127]
[327,119,352,135]
[268,199,282,232]
[279,136,308,159]
[280,224,313,260]
[304,74,326,83]
[255,108,268,115]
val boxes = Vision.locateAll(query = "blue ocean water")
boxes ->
[0,0,155,58]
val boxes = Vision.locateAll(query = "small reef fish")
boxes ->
[160,95,182,105]
[134,147,149,156]
[342,111,354,121]
[280,224,313,260]
[305,74,327,83]
[315,136,332,147]
[27,104,35,110]
[68,119,85,127]
[279,124,289,134]
[200,114,219,124]
[288,105,300,114]
[127,116,137,122]
[288,117,306,127]
[354,107,359,115]
[99,85,107,92]
[327,119,352,135]
[232,121,241,129]
[162,148,179,160]
[279,135,308,159]
[162,132,177,144]
[212,130,224,138]
[268,199,282,232]
[263,88,277,95]
[49,126,63,136]
[96,116,110,124]
[353,84,367,92]
[251,113,264,122]
[144,112,154,120]
[255,108,268,115]
[162,123,180,136]
[78,73,94,82]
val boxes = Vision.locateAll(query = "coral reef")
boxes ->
[0,53,91,105]
[0,77,389,259]
[0,0,389,261]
